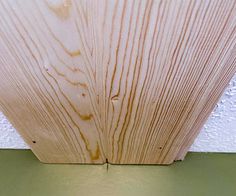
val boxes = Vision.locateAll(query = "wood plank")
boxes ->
[0,0,236,164]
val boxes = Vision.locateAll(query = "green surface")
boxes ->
[0,150,235,196]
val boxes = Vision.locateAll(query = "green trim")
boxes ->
[0,150,235,196]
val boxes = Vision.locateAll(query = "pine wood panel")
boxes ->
[0,0,236,164]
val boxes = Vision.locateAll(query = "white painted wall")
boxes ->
[0,112,28,149]
[190,74,236,152]
[0,75,236,152]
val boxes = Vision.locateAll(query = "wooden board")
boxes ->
[0,0,236,164]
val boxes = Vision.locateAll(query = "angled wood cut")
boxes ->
[0,0,236,164]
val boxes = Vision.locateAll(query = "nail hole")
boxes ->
[82,93,86,97]
[32,141,36,144]
[159,147,162,149]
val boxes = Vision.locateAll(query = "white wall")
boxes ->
[0,112,28,148]
[190,74,236,152]
[0,75,236,152]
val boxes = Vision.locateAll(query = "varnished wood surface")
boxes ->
[0,0,236,164]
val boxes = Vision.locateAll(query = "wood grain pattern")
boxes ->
[0,0,236,164]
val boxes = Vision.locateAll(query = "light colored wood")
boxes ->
[0,0,236,164]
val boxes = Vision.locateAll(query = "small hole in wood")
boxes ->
[82,93,86,97]
[32,141,36,144]
[159,147,162,149]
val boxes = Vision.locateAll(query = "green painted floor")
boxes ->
[0,150,235,196]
